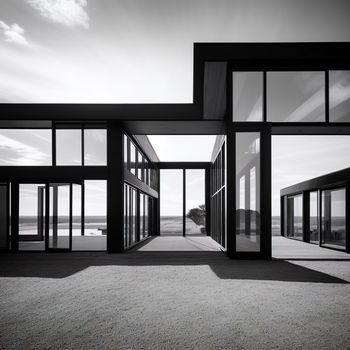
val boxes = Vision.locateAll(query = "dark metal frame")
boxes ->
[158,162,210,237]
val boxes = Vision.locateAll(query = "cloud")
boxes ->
[0,20,29,46]
[27,0,89,29]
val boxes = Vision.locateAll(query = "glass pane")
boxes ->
[160,169,183,235]
[84,180,107,250]
[130,142,136,175]
[145,196,149,237]
[84,129,107,165]
[123,135,128,170]
[0,185,8,249]
[309,191,319,243]
[232,72,263,121]
[267,72,325,122]
[0,129,52,166]
[236,133,260,251]
[124,184,128,247]
[71,184,85,251]
[18,184,45,251]
[286,194,303,240]
[131,188,137,244]
[322,188,346,249]
[137,151,143,180]
[140,193,144,239]
[329,71,350,122]
[185,169,206,235]
[56,130,82,165]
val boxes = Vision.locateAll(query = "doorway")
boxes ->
[18,182,82,252]
[159,168,207,236]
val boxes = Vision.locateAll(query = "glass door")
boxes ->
[45,183,81,251]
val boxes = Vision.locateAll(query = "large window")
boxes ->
[160,169,183,235]
[56,129,82,165]
[309,191,319,244]
[286,194,303,240]
[267,71,325,122]
[329,70,350,122]
[232,72,263,122]
[185,169,206,235]
[210,141,226,248]
[322,188,346,250]
[236,133,260,252]
[84,129,107,165]
[0,129,52,166]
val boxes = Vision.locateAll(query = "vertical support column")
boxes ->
[260,127,272,259]
[10,182,19,252]
[81,182,85,236]
[52,185,58,248]
[226,131,235,258]
[107,121,124,253]
[318,189,322,247]
[69,183,73,251]
[346,184,350,253]
[303,191,310,242]
[183,169,186,237]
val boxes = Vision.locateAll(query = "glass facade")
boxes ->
[236,133,260,252]
[232,72,263,122]
[267,71,325,122]
[322,188,346,250]
[329,70,350,122]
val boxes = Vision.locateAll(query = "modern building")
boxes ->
[1,42,350,257]
[281,167,350,252]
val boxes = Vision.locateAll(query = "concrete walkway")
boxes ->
[137,235,222,252]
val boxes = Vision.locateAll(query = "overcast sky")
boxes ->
[1,0,350,102]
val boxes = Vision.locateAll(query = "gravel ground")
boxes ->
[0,238,349,350]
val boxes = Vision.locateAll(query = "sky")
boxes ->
[272,136,350,216]
[147,135,217,161]
[1,0,350,102]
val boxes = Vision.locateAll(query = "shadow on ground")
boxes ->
[0,250,348,284]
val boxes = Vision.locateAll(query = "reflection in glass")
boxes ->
[322,188,346,249]
[286,194,303,240]
[0,129,52,166]
[160,169,183,235]
[48,185,70,249]
[329,71,350,122]
[185,169,206,235]
[84,129,107,165]
[309,191,319,243]
[140,193,144,239]
[123,135,128,170]
[232,72,263,121]
[56,129,82,165]
[236,133,260,252]
[137,151,143,180]
[267,72,325,122]
[0,185,8,249]
[130,142,136,175]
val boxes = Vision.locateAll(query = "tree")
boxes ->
[186,204,206,226]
